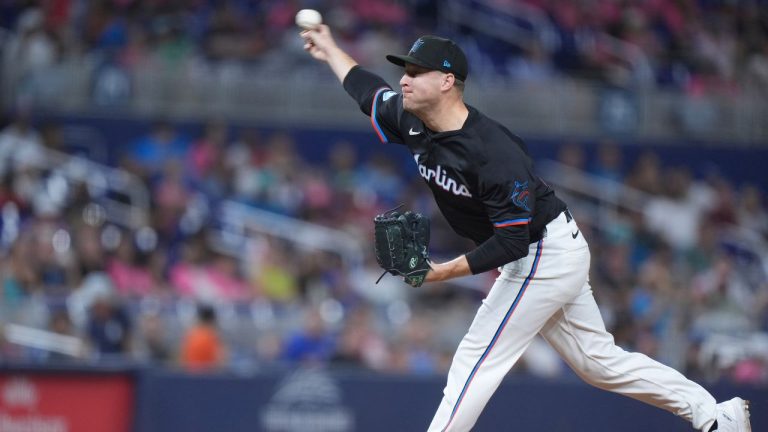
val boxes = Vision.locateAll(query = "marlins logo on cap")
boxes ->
[410,39,425,54]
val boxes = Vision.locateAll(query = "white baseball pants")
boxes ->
[428,211,717,432]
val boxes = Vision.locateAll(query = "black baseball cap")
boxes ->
[386,36,468,81]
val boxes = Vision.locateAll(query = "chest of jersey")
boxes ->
[409,139,493,242]
[409,136,476,200]
[413,153,472,198]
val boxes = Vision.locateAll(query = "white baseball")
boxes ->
[295,9,322,29]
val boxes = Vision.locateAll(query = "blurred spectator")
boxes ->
[152,159,193,235]
[204,2,267,61]
[252,239,298,303]
[0,172,28,215]
[260,132,305,215]
[349,0,408,26]
[149,12,195,68]
[327,140,359,193]
[119,23,151,69]
[589,139,624,184]
[685,223,720,275]
[1,232,38,309]
[508,40,556,83]
[690,17,738,83]
[690,255,755,336]
[556,141,586,170]
[2,8,59,101]
[355,153,405,207]
[330,306,389,370]
[737,185,768,237]
[170,239,249,302]
[630,249,680,359]
[519,337,564,378]
[644,167,713,251]
[388,314,440,374]
[32,218,77,298]
[124,121,190,180]
[0,111,45,176]
[73,223,106,278]
[226,128,265,171]
[300,167,333,221]
[189,120,228,180]
[180,303,227,371]
[355,25,401,70]
[86,291,132,359]
[46,309,85,362]
[253,330,283,367]
[107,232,156,298]
[39,121,65,152]
[282,307,335,364]
[135,311,172,364]
[625,151,663,195]
[743,40,768,95]
[228,129,269,203]
[706,176,738,227]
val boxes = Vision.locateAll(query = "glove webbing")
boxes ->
[375,203,404,284]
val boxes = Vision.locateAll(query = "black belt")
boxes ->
[536,208,573,242]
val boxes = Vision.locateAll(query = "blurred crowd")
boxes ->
[0,111,474,376]
[0,110,767,384]
[1,0,767,96]
[0,0,767,384]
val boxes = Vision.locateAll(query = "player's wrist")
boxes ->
[425,262,442,282]
[426,257,470,282]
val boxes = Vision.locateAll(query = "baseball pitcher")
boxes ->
[300,23,751,432]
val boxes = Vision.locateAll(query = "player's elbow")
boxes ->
[498,238,529,262]
[496,227,530,261]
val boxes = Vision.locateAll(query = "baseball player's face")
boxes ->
[400,64,445,112]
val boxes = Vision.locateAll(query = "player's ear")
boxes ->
[441,73,455,91]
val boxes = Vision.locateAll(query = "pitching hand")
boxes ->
[301,24,337,63]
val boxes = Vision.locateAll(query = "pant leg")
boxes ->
[426,254,543,432]
[428,213,588,432]
[539,282,717,430]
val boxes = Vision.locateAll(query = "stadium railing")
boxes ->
[3,56,767,144]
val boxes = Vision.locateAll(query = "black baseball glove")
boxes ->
[373,207,431,287]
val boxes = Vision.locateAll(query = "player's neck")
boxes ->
[419,99,469,133]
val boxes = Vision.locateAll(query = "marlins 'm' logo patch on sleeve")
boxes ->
[370,89,405,144]
[510,180,530,211]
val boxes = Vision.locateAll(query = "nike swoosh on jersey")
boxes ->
[409,128,422,136]
[572,230,579,239]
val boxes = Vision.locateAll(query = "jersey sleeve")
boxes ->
[343,66,403,144]
[479,152,536,230]
[465,139,537,274]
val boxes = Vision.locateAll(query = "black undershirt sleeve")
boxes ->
[465,226,530,274]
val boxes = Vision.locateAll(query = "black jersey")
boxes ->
[344,66,567,274]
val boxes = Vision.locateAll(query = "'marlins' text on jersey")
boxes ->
[414,155,472,198]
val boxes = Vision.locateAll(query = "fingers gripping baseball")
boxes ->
[301,25,334,62]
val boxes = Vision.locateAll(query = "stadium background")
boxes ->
[0,1,767,431]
